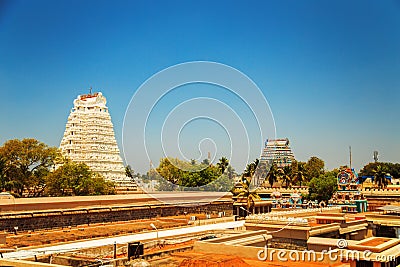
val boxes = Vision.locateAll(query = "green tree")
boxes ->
[217,157,229,174]
[280,165,293,188]
[156,158,183,185]
[203,165,236,192]
[373,165,390,189]
[0,138,60,197]
[292,160,306,187]
[359,162,380,177]
[27,165,50,197]
[236,177,261,215]
[89,173,116,195]
[308,171,338,202]
[198,165,220,186]
[201,158,210,165]
[155,157,226,190]
[265,163,280,187]
[46,161,115,196]
[305,156,325,182]
[390,163,400,178]
[360,162,400,179]
[243,159,259,180]
[125,165,134,179]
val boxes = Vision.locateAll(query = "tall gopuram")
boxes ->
[60,91,136,190]
[260,138,295,167]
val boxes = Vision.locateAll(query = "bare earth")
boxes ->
[2,214,212,249]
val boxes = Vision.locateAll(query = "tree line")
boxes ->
[2,138,396,199]
[237,157,398,203]
[0,138,115,197]
[130,157,237,191]
[234,156,336,202]
[132,154,398,202]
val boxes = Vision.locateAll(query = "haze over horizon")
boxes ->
[1,0,399,174]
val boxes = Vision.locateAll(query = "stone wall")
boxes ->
[0,259,66,267]
[0,201,232,232]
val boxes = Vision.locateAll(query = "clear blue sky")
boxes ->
[0,0,399,173]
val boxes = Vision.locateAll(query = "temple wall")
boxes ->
[0,202,232,232]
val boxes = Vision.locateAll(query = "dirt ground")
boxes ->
[1,213,213,249]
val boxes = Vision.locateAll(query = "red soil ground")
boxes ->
[1,213,212,249]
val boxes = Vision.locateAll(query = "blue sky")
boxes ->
[0,0,399,173]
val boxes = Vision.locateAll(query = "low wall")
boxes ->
[0,201,233,232]
[0,192,232,212]
[0,259,66,267]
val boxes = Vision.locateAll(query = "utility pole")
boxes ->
[373,151,379,163]
[349,146,352,170]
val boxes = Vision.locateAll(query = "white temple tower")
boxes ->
[60,92,134,189]
[260,138,295,167]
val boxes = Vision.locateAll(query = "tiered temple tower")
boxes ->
[60,91,135,189]
[260,138,295,167]
[252,138,295,187]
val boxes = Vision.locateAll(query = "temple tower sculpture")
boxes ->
[60,91,134,189]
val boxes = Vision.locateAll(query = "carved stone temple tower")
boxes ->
[60,91,135,190]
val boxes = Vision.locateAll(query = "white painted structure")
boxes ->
[59,92,132,187]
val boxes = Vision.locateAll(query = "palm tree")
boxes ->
[280,165,293,188]
[265,163,279,187]
[217,157,229,174]
[201,158,210,165]
[293,162,306,187]
[243,159,259,179]
[125,165,134,179]
[373,165,390,189]
[236,177,261,215]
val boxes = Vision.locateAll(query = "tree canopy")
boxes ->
[372,165,390,189]
[360,162,399,178]
[46,161,115,196]
[0,138,60,197]
[308,170,338,202]
[257,157,325,189]
[305,156,325,182]
[154,157,235,191]
[0,138,115,197]
[235,177,261,214]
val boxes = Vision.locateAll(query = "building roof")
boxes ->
[377,205,400,213]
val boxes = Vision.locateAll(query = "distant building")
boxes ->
[260,138,295,167]
[59,91,136,189]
